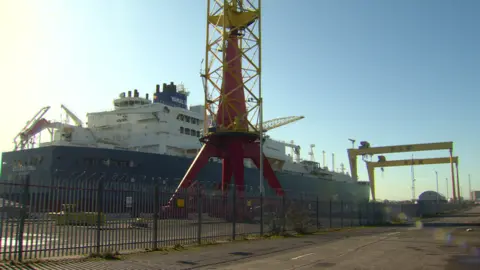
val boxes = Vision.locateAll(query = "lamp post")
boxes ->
[322,151,326,169]
[445,177,449,202]
[469,174,472,200]
[435,171,439,204]
[348,138,355,149]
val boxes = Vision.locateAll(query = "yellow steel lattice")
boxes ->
[203,0,261,134]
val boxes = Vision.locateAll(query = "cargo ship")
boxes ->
[0,82,370,203]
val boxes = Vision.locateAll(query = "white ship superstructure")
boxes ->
[11,82,357,184]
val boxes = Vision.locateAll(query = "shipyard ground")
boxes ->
[3,206,479,270]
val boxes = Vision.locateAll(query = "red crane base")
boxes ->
[173,132,285,201]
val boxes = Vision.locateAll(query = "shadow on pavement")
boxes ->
[445,254,480,270]
[422,223,480,227]
[424,214,480,218]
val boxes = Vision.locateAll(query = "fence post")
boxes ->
[340,200,344,227]
[350,202,354,227]
[260,193,264,236]
[316,196,319,229]
[232,185,236,240]
[358,202,362,226]
[365,202,370,225]
[17,174,30,262]
[329,199,332,228]
[372,202,376,225]
[153,183,159,250]
[282,195,286,232]
[197,186,202,245]
[96,177,104,255]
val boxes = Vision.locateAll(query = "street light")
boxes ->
[445,177,449,202]
[435,171,439,204]
[348,138,356,149]
[469,174,472,201]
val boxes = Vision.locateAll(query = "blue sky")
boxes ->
[0,0,479,200]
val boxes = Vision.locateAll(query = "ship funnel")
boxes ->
[128,91,132,97]
[134,89,139,98]
[156,84,160,93]
[146,93,149,100]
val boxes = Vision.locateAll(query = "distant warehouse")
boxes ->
[471,191,480,201]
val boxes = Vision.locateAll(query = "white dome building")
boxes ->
[418,191,447,203]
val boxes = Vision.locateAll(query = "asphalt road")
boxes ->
[202,206,480,270]
[206,227,480,269]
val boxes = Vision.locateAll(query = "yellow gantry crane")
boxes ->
[365,156,459,201]
[347,141,459,201]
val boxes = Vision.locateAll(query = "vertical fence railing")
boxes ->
[0,175,473,262]
[95,177,103,255]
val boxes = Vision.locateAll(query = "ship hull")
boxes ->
[1,146,370,204]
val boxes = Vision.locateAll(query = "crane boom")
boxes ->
[366,156,459,201]
[13,106,51,150]
[255,116,304,132]
[61,104,83,127]
[368,156,458,168]
[349,142,453,157]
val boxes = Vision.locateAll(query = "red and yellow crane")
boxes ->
[365,156,459,201]
[347,141,459,201]
[168,0,283,211]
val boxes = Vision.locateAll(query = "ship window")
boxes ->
[180,127,184,133]
[190,129,196,136]
[196,131,200,137]
[185,128,190,135]
[185,116,190,123]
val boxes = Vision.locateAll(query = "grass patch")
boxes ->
[262,230,299,239]
[88,251,122,260]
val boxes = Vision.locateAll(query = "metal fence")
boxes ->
[0,171,470,262]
